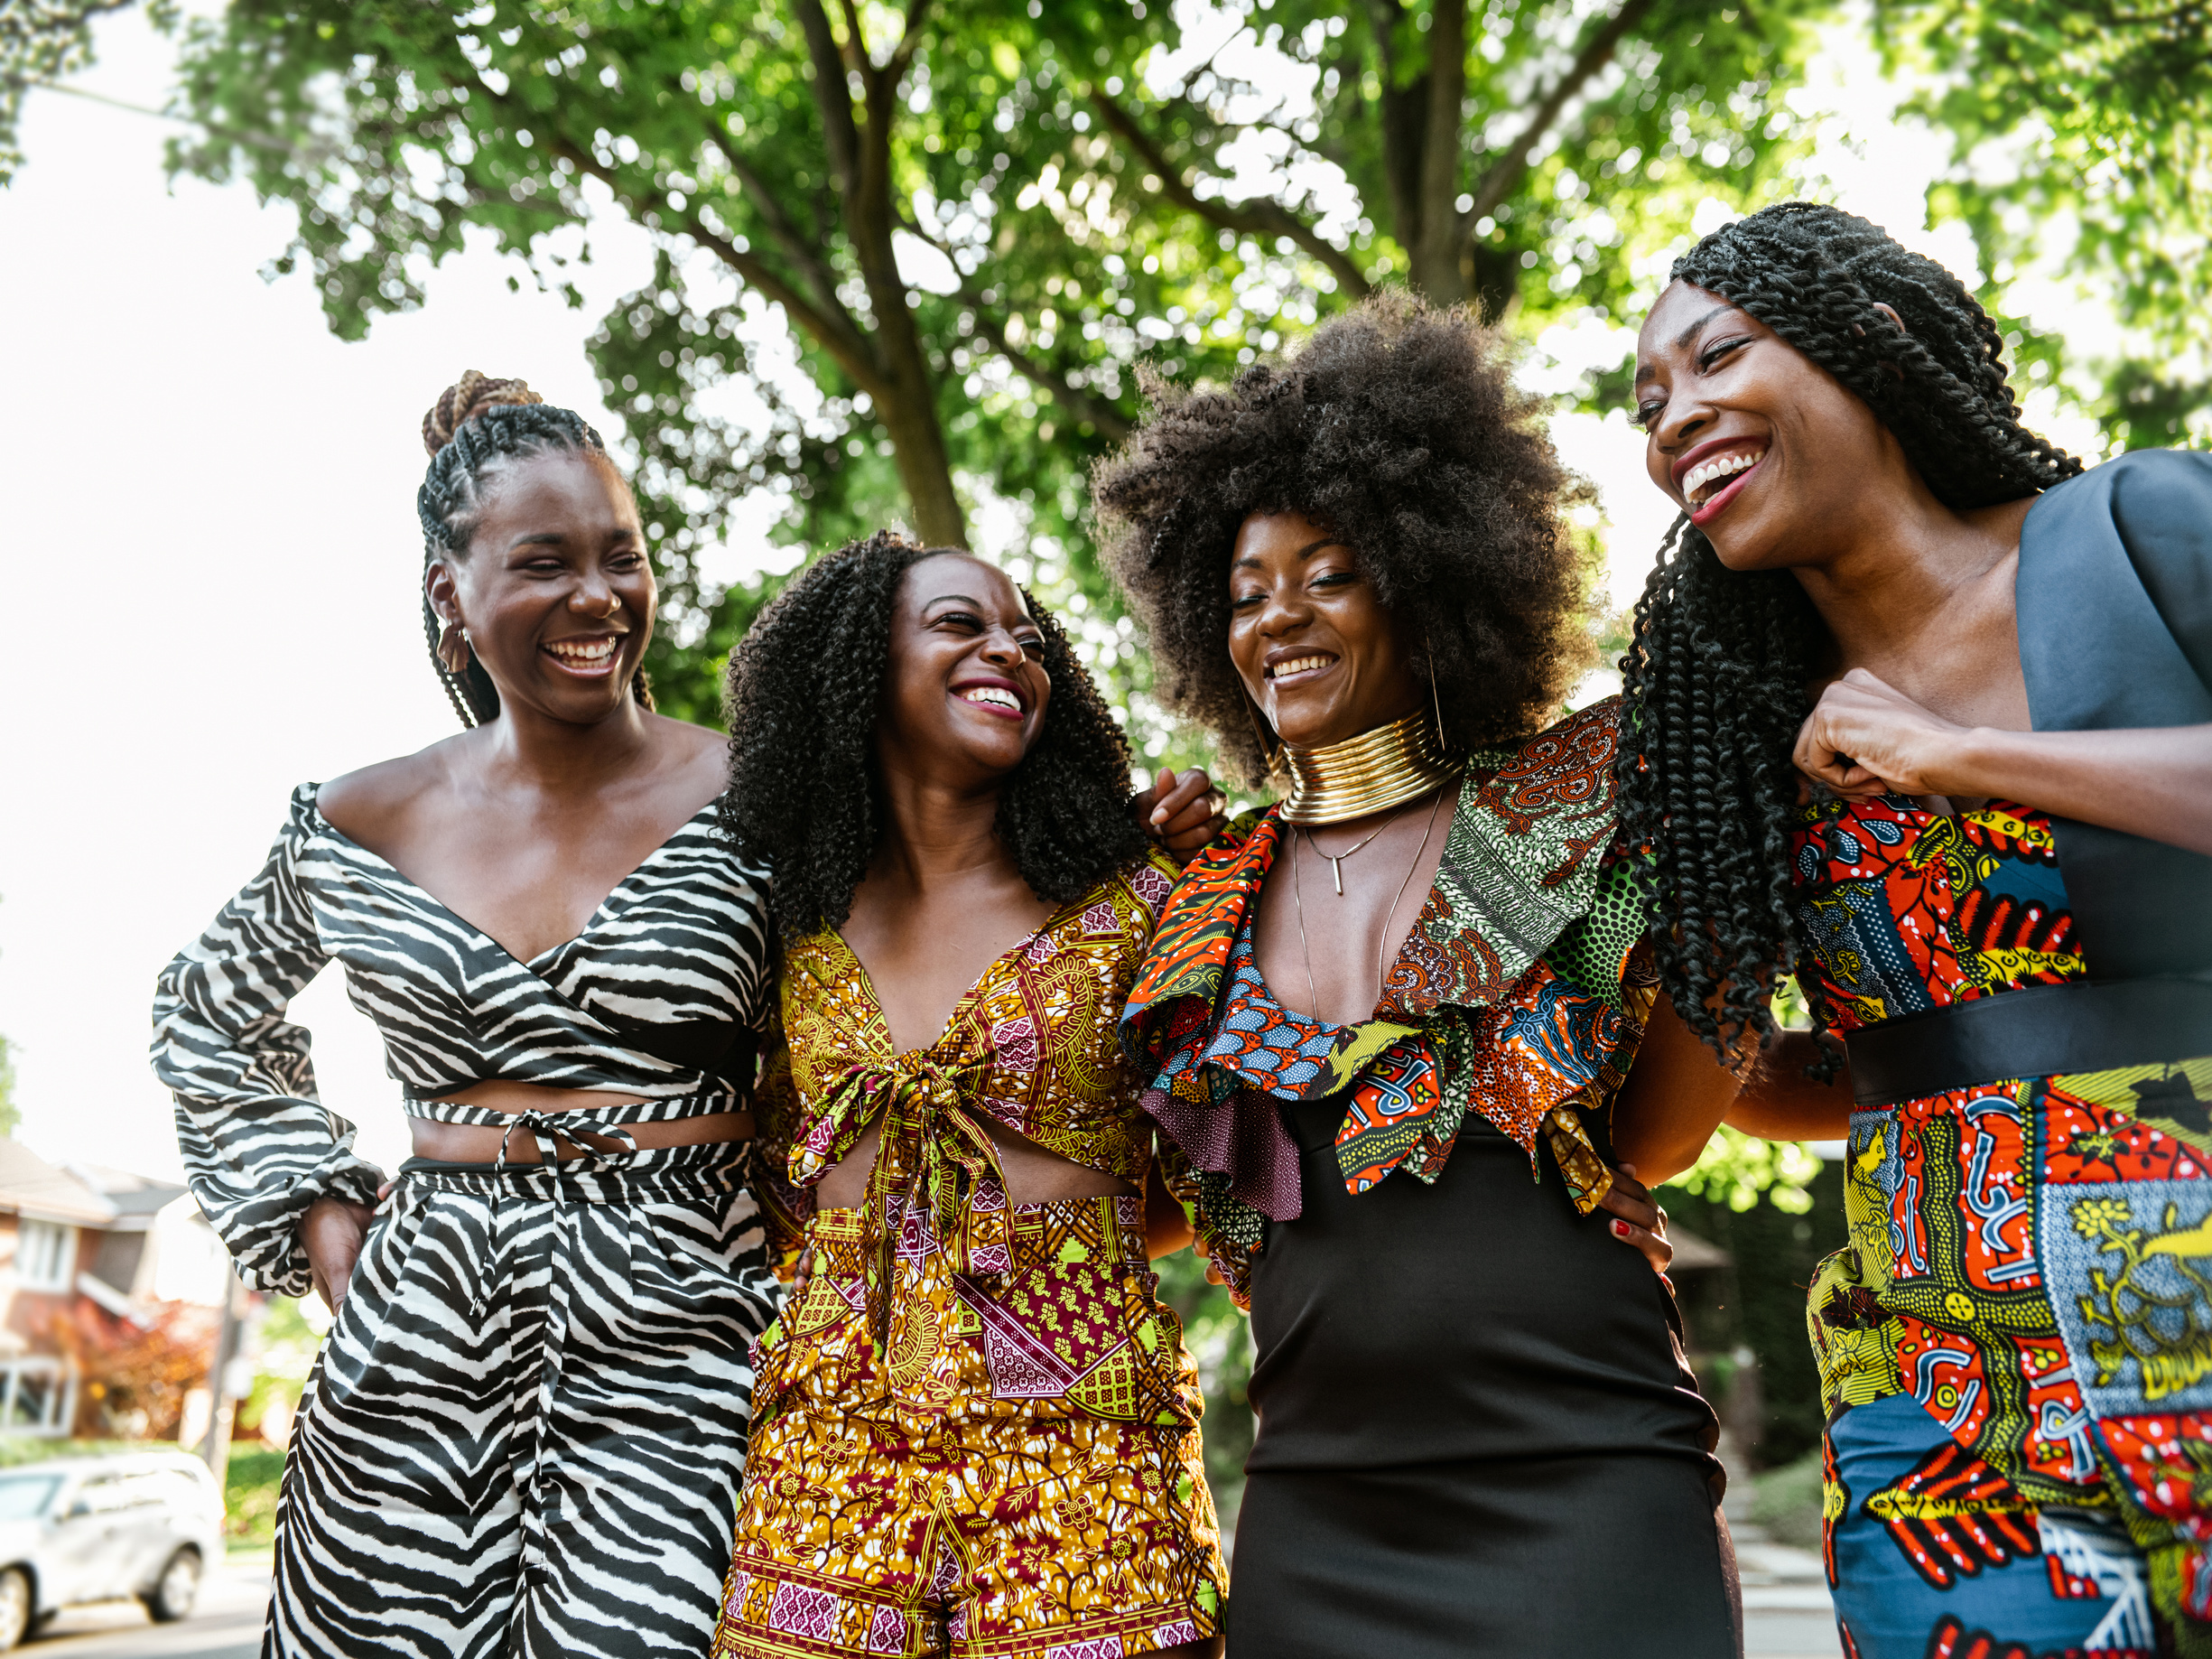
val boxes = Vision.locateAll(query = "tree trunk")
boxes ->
[1365,0,1427,257]
[796,0,968,549]
[1409,0,1470,301]
[876,362,965,547]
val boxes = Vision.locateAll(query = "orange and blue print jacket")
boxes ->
[1120,699,1659,1305]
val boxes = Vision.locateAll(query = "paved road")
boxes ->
[10,1550,1839,1658]
[1740,1537,1845,1659]
[22,1559,266,1659]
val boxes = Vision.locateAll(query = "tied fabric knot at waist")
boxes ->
[794,1051,1013,1356]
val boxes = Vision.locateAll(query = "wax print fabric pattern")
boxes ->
[716,849,1225,1658]
[716,1200,1220,1659]
[1796,791,2212,1657]
[1121,698,1656,1305]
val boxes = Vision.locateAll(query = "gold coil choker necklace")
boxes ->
[1277,708,1464,826]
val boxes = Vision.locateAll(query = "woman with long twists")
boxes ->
[1098,291,1760,1656]
[151,373,781,1656]
[1624,202,2212,1656]
[709,533,1229,1659]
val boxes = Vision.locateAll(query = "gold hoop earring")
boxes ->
[438,620,470,676]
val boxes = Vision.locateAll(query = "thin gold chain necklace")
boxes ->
[1290,784,1448,1021]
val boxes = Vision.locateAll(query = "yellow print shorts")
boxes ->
[712,1194,1225,1658]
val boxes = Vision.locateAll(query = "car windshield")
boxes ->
[0,1476,60,1520]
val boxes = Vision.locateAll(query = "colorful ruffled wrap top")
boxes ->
[751,851,1184,1346]
[1120,699,1658,1303]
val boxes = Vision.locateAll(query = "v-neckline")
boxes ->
[1243,803,1456,1028]
[823,887,1094,1061]
[311,790,724,973]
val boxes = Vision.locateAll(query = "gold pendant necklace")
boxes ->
[1278,708,1464,826]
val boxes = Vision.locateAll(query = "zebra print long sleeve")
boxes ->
[152,799,383,1299]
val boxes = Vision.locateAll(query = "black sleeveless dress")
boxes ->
[1120,703,1743,1655]
[1232,1098,1739,1657]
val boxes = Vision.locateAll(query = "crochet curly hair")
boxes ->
[721,531,1149,943]
[1618,202,2085,1059]
[1092,289,1589,788]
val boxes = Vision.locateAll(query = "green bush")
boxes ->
[225,1446,286,1547]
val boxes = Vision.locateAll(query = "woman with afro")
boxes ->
[709,533,1229,1659]
[1624,202,2212,1655]
[150,373,782,1654]
[1099,290,1761,1655]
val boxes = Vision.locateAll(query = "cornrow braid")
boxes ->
[415,373,650,727]
[1619,202,2086,1061]
[721,532,1148,943]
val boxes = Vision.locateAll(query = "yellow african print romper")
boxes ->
[713,852,1225,1659]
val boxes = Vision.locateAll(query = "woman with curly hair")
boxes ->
[709,533,1228,1659]
[1624,202,2212,1655]
[150,373,781,1655]
[1099,290,1753,1655]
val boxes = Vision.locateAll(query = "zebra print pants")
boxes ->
[265,1147,780,1657]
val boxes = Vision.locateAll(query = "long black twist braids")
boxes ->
[721,531,1148,944]
[1620,202,2086,1059]
[416,374,651,727]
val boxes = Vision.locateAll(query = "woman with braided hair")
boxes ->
[151,372,782,1655]
[1625,201,2212,1655]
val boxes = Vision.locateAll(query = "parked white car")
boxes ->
[0,1451,225,1648]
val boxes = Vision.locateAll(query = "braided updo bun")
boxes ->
[415,372,648,728]
[1618,202,2084,1067]
[421,370,545,456]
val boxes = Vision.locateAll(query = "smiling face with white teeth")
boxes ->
[1635,280,1917,574]
[877,553,1051,792]
[1227,511,1425,751]
[426,448,655,729]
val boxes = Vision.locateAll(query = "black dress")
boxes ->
[1118,704,1744,1656]
[1230,1098,1742,1658]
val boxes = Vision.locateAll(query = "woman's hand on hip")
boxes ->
[301,1195,378,1312]
[1600,1163,1674,1279]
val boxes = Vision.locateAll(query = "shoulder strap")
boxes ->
[2018,451,2212,977]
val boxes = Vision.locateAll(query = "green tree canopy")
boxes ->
[8,0,2205,723]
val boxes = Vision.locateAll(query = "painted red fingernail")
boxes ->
[1612,1220,1632,1238]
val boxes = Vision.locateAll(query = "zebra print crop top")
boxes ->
[151,783,774,1298]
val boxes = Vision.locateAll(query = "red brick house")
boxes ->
[0,1141,229,1439]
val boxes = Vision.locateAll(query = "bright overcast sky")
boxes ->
[0,5,2112,1185]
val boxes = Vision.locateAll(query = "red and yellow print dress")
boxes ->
[712,850,1225,1659]
[1797,792,2212,1657]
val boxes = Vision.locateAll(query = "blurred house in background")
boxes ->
[0,1141,228,1440]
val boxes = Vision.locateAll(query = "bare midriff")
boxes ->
[409,1078,753,1164]
[813,1115,1138,1212]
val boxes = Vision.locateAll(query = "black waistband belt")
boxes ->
[1845,978,2212,1106]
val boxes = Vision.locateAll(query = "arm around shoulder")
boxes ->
[1607,994,1748,1187]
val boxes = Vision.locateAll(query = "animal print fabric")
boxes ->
[267,1150,776,1657]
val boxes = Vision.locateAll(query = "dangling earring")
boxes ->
[438,620,470,676]
[1245,697,1285,780]
[1426,632,1446,742]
